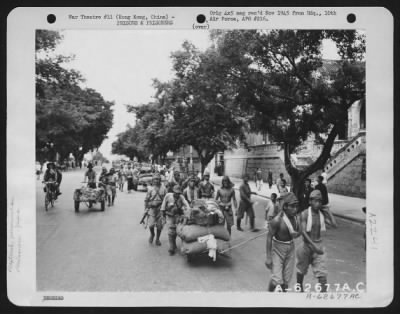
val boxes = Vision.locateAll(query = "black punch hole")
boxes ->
[347,13,356,23]
[47,14,56,24]
[197,14,206,24]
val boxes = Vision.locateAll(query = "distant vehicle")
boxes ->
[137,169,153,191]
[112,160,122,169]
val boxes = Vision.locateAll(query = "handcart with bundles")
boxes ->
[73,184,106,212]
[177,199,231,262]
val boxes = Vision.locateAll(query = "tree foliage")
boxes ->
[213,29,365,197]
[36,30,113,163]
[113,41,248,171]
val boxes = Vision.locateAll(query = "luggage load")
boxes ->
[176,189,231,262]
[187,199,225,226]
[181,238,230,255]
[75,187,103,201]
[177,223,230,242]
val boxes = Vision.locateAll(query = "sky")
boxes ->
[55,30,340,160]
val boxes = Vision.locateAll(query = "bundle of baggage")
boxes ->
[177,199,231,261]
[74,186,103,201]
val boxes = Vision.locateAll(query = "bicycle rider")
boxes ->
[43,162,60,198]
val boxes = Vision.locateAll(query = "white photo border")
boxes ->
[7,6,393,307]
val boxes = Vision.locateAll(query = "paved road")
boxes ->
[37,168,365,292]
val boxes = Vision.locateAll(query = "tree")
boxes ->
[112,79,182,162]
[36,30,114,163]
[214,30,365,200]
[92,150,109,164]
[167,42,248,173]
[112,123,149,161]
[114,42,250,173]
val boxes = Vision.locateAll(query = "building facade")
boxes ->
[222,97,366,198]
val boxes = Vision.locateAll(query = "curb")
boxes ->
[330,213,365,224]
[212,179,365,224]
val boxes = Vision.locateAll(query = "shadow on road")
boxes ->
[182,254,234,268]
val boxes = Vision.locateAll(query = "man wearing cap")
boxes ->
[98,167,108,186]
[144,174,168,246]
[296,189,337,293]
[83,163,97,188]
[199,171,215,200]
[183,176,200,205]
[106,168,118,206]
[166,170,183,193]
[117,164,126,192]
[43,162,60,197]
[265,192,301,292]
[160,185,190,255]
[237,174,257,232]
[55,163,63,196]
[215,176,237,235]
[125,164,134,193]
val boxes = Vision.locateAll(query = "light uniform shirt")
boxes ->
[160,193,190,216]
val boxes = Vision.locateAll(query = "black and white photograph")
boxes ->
[7,7,394,307]
[35,27,366,292]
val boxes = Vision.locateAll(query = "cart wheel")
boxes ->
[74,201,80,212]
[100,200,105,211]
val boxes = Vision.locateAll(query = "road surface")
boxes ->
[37,168,365,292]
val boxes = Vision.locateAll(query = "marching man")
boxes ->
[265,192,301,292]
[215,176,237,236]
[296,190,337,292]
[183,176,200,205]
[160,185,190,255]
[199,171,215,199]
[144,174,168,246]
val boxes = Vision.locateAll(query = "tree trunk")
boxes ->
[284,125,339,206]
[201,162,207,175]
[195,147,215,176]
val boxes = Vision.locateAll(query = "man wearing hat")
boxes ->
[144,174,168,246]
[106,168,118,206]
[54,162,63,196]
[83,163,97,188]
[166,170,183,193]
[183,176,200,205]
[125,164,134,193]
[296,189,337,293]
[265,192,301,292]
[43,162,60,197]
[160,185,190,255]
[199,170,215,200]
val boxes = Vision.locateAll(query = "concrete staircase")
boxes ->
[325,130,366,181]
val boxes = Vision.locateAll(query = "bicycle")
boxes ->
[43,181,57,211]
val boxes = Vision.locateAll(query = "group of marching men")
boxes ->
[83,161,339,293]
[143,169,339,293]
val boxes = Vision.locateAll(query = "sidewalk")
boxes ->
[210,174,366,223]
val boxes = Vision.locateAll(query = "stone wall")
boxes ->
[327,154,366,198]
[245,157,291,185]
[224,158,247,178]
[224,156,291,185]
